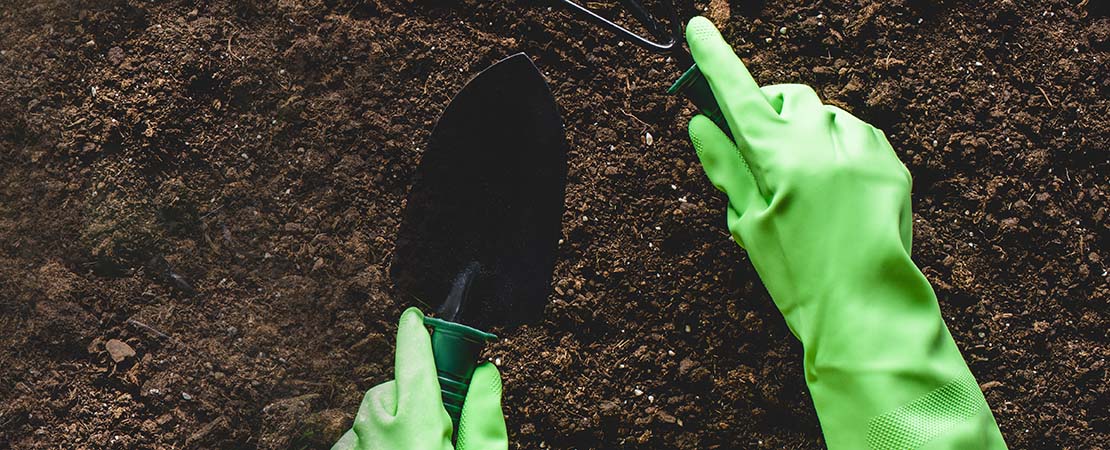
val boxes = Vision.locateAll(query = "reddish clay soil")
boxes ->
[1,0,1106,448]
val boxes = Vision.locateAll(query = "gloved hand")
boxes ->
[332,307,508,450]
[685,17,1007,450]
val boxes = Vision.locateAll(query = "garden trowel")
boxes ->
[390,53,567,431]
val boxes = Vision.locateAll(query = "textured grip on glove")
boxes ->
[867,373,988,450]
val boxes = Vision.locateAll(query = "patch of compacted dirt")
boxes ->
[1,0,1106,448]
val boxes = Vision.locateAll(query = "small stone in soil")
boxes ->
[105,339,135,363]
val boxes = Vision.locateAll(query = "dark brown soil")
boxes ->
[1,0,1106,448]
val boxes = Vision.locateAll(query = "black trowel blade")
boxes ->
[391,53,568,330]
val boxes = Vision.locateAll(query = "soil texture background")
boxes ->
[1,0,1107,448]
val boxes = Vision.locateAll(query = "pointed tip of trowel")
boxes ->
[495,52,539,73]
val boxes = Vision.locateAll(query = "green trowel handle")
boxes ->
[423,316,498,431]
[668,64,732,139]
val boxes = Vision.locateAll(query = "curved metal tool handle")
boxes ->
[555,0,679,53]
[424,316,497,433]
[669,64,732,139]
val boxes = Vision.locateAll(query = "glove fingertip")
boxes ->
[395,307,429,352]
[686,16,721,48]
[396,307,426,340]
[456,363,508,449]
[468,362,503,400]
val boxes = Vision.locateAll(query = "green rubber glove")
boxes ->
[332,307,508,450]
[685,17,1007,450]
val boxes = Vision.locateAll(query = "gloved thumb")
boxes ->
[455,362,508,450]
[689,114,765,222]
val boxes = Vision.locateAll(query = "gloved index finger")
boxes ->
[686,17,775,123]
